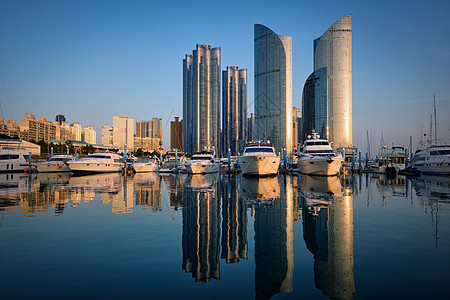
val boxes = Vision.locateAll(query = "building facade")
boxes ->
[55,114,66,125]
[254,24,293,155]
[183,44,221,154]
[136,118,162,139]
[102,126,113,146]
[247,113,255,142]
[83,125,96,144]
[70,122,82,141]
[303,15,352,149]
[19,114,74,142]
[170,117,183,151]
[112,116,134,151]
[222,66,247,156]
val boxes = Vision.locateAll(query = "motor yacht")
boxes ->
[35,155,74,173]
[296,131,343,176]
[410,145,450,175]
[184,148,219,174]
[239,142,280,176]
[0,150,31,173]
[132,158,159,173]
[67,152,123,173]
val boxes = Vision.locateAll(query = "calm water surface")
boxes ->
[0,172,449,299]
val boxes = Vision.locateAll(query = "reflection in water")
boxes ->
[133,172,161,212]
[300,174,355,300]
[246,176,294,299]
[182,174,221,282]
[220,175,247,264]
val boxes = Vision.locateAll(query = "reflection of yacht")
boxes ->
[410,146,450,175]
[239,142,280,176]
[297,131,343,176]
[185,149,219,174]
[37,172,72,185]
[67,153,123,173]
[132,172,159,185]
[36,155,74,173]
[240,176,280,205]
[68,173,121,193]
[185,173,219,191]
[0,150,30,173]
[299,175,343,215]
[412,175,450,201]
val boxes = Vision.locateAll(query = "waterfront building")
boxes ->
[170,117,183,151]
[134,137,161,152]
[70,122,82,141]
[112,116,134,151]
[102,126,113,146]
[83,125,96,144]
[0,119,28,140]
[254,24,293,155]
[222,66,247,156]
[183,44,221,154]
[302,15,352,149]
[247,113,255,142]
[55,114,66,125]
[19,114,74,142]
[136,118,162,139]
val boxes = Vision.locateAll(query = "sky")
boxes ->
[0,0,449,154]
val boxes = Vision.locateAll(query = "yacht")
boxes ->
[410,145,450,175]
[160,151,186,173]
[296,131,343,176]
[0,150,31,173]
[132,158,159,173]
[35,155,74,173]
[184,148,219,174]
[239,142,280,176]
[67,152,123,173]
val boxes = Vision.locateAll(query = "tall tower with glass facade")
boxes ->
[183,44,221,154]
[254,25,293,155]
[302,15,352,149]
[222,66,247,156]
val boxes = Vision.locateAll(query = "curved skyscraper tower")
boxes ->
[254,24,293,155]
[302,15,352,149]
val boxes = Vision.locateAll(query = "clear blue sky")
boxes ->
[1,0,449,153]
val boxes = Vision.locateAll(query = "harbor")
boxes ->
[0,172,448,299]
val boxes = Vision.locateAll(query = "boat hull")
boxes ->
[185,162,219,174]
[68,162,122,173]
[36,162,71,173]
[240,155,280,176]
[132,163,158,173]
[298,157,343,176]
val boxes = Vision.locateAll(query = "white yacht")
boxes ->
[0,150,31,173]
[185,149,219,174]
[132,159,159,173]
[239,142,280,176]
[67,152,123,173]
[297,131,343,176]
[35,155,74,173]
[410,145,450,175]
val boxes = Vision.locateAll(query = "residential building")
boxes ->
[84,125,96,144]
[170,117,183,151]
[136,118,162,139]
[222,66,247,156]
[247,113,255,142]
[102,126,113,146]
[19,114,74,142]
[183,44,221,154]
[70,122,82,141]
[134,137,161,152]
[55,114,66,125]
[254,24,293,155]
[112,116,134,151]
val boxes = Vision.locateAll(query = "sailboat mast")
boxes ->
[434,94,437,144]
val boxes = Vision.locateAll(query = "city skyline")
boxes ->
[1,0,449,153]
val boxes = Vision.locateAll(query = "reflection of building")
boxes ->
[182,174,221,282]
[220,175,247,264]
[183,44,221,154]
[301,176,355,299]
[253,176,294,298]
[254,24,293,155]
[133,173,161,212]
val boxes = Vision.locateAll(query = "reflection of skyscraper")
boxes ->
[253,176,294,299]
[301,176,355,299]
[133,173,161,212]
[254,24,293,155]
[220,175,248,264]
[182,174,221,282]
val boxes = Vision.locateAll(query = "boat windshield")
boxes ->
[306,141,329,146]
[244,147,274,154]
[0,154,20,160]
[191,156,213,161]
[432,150,450,155]
[48,157,67,162]
[85,155,112,159]
[304,150,335,154]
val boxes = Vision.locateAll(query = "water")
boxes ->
[0,172,449,299]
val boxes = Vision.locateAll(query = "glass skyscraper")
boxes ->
[183,44,221,154]
[221,66,247,156]
[302,15,352,149]
[254,24,293,155]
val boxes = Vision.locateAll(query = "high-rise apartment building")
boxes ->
[83,125,96,144]
[247,113,255,142]
[302,15,352,149]
[19,114,74,142]
[222,66,247,156]
[113,116,134,151]
[102,126,113,146]
[70,122,82,141]
[292,107,301,149]
[136,118,162,139]
[55,114,66,125]
[254,25,293,155]
[183,44,221,154]
[170,117,183,151]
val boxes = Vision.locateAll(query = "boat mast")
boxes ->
[434,94,437,145]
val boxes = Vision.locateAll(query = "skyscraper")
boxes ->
[302,15,352,149]
[222,66,247,156]
[170,117,183,151]
[112,116,134,151]
[55,114,66,125]
[183,44,221,154]
[254,25,293,155]
[83,125,96,144]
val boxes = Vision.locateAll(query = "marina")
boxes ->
[0,172,448,299]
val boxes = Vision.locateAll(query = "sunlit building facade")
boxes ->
[303,15,352,149]
[83,125,96,144]
[112,116,134,151]
[254,24,293,155]
[222,66,247,156]
[183,44,221,154]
